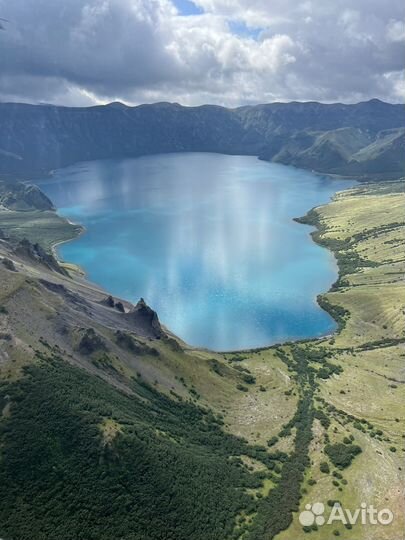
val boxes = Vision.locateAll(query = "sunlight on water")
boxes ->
[38,153,354,350]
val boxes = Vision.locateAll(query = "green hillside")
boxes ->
[0,100,404,180]
[0,179,404,539]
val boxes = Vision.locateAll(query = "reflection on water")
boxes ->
[38,153,354,350]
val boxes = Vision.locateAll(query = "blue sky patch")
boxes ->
[228,20,263,39]
[173,0,203,16]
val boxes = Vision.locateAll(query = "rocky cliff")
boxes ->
[1,99,404,179]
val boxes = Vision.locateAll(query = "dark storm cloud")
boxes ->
[0,0,403,106]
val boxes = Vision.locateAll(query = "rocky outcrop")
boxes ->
[77,328,107,355]
[123,298,164,339]
[38,280,92,319]
[16,239,67,275]
[114,330,159,356]
[100,295,126,312]
[0,181,54,211]
[115,301,125,313]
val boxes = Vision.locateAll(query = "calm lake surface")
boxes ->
[38,153,353,350]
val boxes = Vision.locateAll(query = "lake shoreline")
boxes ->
[50,216,87,276]
[35,155,357,352]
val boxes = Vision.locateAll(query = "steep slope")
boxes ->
[0,180,404,540]
[0,180,54,211]
[0,99,404,180]
[0,188,272,540]
[349,128,405,174]
[272,128,372,170]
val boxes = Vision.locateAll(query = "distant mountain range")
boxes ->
[1,99,404,180]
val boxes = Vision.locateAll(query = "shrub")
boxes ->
[267,436,279,448]
[320,461,330,474]
[325,443,362,469]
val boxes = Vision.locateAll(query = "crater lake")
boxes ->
[38,153,354,350]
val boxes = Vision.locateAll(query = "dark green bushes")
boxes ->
[0,357,267,540]
[320,461,330,474]
[325,443,362,469]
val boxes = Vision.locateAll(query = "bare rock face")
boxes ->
[100,295,115,308]
[0,181,54,211]
[123,298,163,339]
[78,328,107,355]
[115,301,125,313]
[15,239,67,275]
[114,330,159,357]
[100,295,126,312]
[114,330,141,353]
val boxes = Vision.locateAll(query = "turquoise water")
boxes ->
[38,153,353,350]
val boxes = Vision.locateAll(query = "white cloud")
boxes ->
[386,20,405,43]
[0,0,403,106]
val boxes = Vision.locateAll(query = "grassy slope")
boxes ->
[0,202,296,540]
[275,180,405,540]
[0,208,81,251]
[0,180,404,539]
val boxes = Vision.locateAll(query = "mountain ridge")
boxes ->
[1,99,404,180]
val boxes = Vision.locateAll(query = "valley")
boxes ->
[0,176,403,539]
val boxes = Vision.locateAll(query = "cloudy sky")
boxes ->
[0,0,404,106]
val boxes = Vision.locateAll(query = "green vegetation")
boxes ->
[246,393,314,539]
[1,101,404,179]
[0,207,79,253]
[267,436,279,447]
[0,356,265,540]
[325,443,362,469]
[0,179,404,540]
[320,461,330,474]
